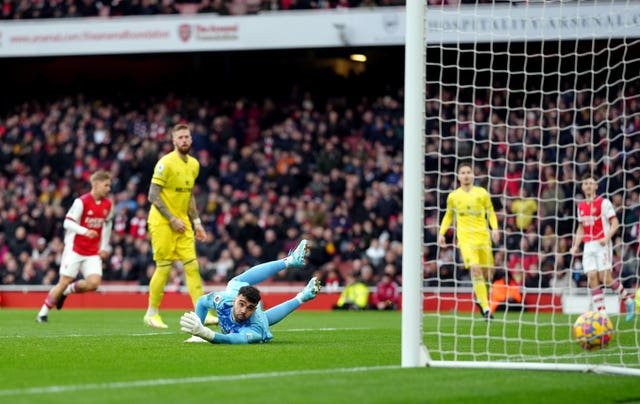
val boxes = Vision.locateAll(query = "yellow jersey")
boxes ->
[511,198,537,230]
[148,151,200,227]
[439,186,498,246]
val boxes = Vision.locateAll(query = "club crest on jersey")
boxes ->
[88,210,94,215]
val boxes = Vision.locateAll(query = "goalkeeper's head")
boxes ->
[238,286,261,304]
[232,286,261,322]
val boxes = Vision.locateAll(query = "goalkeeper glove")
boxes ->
[180,311,215,342]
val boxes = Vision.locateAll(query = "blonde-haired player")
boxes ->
[37,170,114,322]
[144,123,215,328]
[439,162,500,320]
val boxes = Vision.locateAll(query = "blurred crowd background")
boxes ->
[0,1,639,298]
[0,0,506,19]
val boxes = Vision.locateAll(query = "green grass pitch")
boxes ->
[1,309,639,403]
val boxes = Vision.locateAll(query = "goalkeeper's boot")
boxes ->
[297,277,322,303]
[482,310,494,322]
[625,297,636,322]
[144,314,168,329]
[286,239,309,269]
[36,315,48,323]
[205,314,219,326]
[56,294,67,310]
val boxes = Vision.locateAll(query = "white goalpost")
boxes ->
[402,0,640,375]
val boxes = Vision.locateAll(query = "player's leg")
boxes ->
[234,240,308,285]
[583,242,606,313]
[602,270,636,322]
[57,260,103,310]
[462,244,491,319]
[145,223,174,328]
[599,243,635,321]
[175,233,218,325]
[265,277,321,326]
[480,246,495,317]
[37,250,80,322]
[37,276,74,322]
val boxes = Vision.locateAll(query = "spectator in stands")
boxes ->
[489,270,522,314]
[8,225,32,258]
[507,237,539,287]
[511,188,538,232]
[369,272,399,310]
[332,273,369,310]
[319,263,342,292]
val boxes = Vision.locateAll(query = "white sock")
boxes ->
[38,305,50,317]
[146,307,159,316]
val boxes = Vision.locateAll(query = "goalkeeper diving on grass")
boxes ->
[180,239,322,344]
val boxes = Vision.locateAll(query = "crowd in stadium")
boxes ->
[424,81,640,290]
[0,0,505,19]
[0,0,399,19]
[0,86,405,290]
[1,73,639,294]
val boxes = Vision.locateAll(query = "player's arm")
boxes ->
[209,327,264,344]
[98,205,115,259]
[180,312,263,344]
[188,194,206,242]
[439,193,455,246]
[485,191,500,244]
[63,199,95,237]
[148,183,175,221]
[605,215,620,244]
[194,293,218,324]
[570,223,584,255]
[602,199,620,244]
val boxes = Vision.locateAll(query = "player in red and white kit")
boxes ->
[37,171,114,323]
[570,174,636,322]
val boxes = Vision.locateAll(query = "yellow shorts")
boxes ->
[148,222,196,262]
[459,243,494,269]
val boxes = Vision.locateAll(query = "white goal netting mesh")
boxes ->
[422,1,640,370]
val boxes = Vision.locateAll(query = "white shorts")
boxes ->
[582,240,612,273]
[59,250,103,279]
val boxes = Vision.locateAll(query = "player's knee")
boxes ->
[85,278,101,291]
[183,259,199,273]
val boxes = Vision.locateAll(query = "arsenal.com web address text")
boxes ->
[10,30,170,43]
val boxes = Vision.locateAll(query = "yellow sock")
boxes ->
[472,276,490,313]
[183,259,204,308]
[148,261,172,309]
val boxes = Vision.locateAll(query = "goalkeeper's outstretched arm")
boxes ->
[180,312,262,344]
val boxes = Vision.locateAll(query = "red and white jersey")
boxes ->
[65,193,114,256]
[129,215,147,240]
[577,196,615,243]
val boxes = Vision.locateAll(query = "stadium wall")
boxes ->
[0,288,562,312]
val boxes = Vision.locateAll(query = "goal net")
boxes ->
[402,0,640,375]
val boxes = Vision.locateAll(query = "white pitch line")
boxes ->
[0,332,173,339]
[0,327,372,339]
[278,327,371,332]
[0,365,401,397]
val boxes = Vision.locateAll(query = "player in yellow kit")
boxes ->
[439,162,500,320]
[144,123,215,328]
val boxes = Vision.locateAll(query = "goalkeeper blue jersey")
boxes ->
[202,280,273,343]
